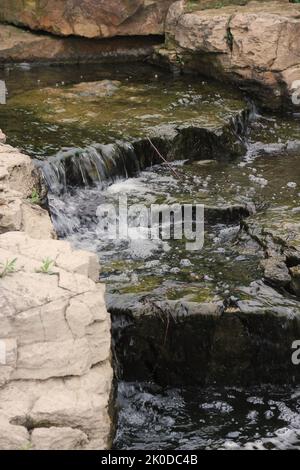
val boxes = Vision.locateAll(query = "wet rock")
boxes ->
[67,80,122,98]
[242,216,300,298]
[286,248,300,267]
[157,0,300,110]
[290,266,300,297]
[45,80,122,101]
[205,204,254,225]
[39,112,249,192]
[0,0,174,39]
[249,140,300,158]
[262,257,291,288]
[109,286,300,386]
[0,24,161,64]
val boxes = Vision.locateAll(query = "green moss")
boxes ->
[4,64,246,157]
[119,277,162,294]
[184,0,271,13]
[166,286,217,302]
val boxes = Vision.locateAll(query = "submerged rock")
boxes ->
[156,0,300,110]
[66,80,122,98]
[20,72,250,190]
[7,68,248,159]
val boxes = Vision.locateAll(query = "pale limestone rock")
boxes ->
[0,144,55,238]
[30,388,110,438]
[58,270,96,294]
[77,288,108,322]
[22,203,55,240]
[0,417,30,450]
[162,0,300,109]
[0,339,17,386]
[86,321,112,365]
[56,249,100,282]
[0,231,113,449]
[13,338,92,380]
[0,272,69,313]
[0,193,23,232]
[0,130,6,143]
[31,427,89,450]
[65,299,94,338]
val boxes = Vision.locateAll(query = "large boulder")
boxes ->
[0,0,174,38]
[0,141,114,449]
[0,24,160,64]
[0,231,113,449]
[157,0,300,110]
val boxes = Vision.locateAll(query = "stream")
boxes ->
[1,62,300,450]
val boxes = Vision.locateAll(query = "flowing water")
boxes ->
[114,383,300,450]
[1,63,300,450]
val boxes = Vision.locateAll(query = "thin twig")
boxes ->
[147,137,181,180]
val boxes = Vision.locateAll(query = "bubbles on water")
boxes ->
[114,383,300,450]
[287,182,297,189]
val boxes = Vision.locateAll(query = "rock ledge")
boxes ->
[0,135,113,450]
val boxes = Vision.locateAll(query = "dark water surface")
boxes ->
[114,383,300,450]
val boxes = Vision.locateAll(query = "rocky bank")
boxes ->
[0,0,174,38]
[0,134,113,450]
[0,24,161,64]
[0,1,299,110]
[156,0,300,110]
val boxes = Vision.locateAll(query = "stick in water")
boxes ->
[147,137,181,180]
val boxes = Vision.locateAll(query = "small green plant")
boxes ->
[20,442,33,451]
[36,258,55,275]
[0,258,17,278]
[29,188,41,205]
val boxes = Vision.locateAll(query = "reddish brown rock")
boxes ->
[0,24,161,63]
[0,0,174,38]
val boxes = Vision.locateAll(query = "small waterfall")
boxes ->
[232,100,258,140]
[35,141,144,237]
[35,107,256,238]
[36,141,141,196]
